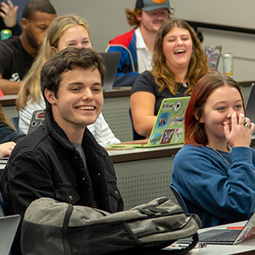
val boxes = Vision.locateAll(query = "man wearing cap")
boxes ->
[106,0,172,87]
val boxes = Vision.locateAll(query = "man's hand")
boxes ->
[0,0,19,28]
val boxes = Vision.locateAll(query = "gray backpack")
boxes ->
[21,197,201,255]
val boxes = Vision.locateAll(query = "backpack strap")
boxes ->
[156,233,199,255]
[107,233,199,255]
[62,203,74,255]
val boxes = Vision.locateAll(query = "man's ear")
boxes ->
[194,109,204,123]
[21,18,29,31]
[44,89,56,105]
[135,13,142,22]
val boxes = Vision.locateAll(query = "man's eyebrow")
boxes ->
[67,82,84,86]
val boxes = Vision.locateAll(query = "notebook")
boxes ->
[27,110,45,134]
[0,215,21,255]
[99,52,121,91]
[245,83,255,135]
[204,45,222,72]
[178,212,255,245]
[109,97,190,148]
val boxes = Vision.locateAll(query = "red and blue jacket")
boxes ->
[106,29,139,87]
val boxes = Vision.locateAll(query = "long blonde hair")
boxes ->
[16,14,90,110]
[151,18,209,95]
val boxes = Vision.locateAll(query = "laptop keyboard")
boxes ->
[199,229,241,242]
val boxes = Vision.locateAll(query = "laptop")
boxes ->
[27,110,45,134]
[204,45,222,72]
[178,212,255,245]
[109,97,190,148]
[0,215,21,254]
[99,52,121,91]
[245,83,255,134]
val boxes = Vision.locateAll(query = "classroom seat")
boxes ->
[169,184,188,213]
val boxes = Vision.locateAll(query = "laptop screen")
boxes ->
[99,52,121,91]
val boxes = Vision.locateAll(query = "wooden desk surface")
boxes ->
[108,136,255,164]
[107,144,182,163]
[0,94,18,106]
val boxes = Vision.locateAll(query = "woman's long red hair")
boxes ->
[185,73,245,146]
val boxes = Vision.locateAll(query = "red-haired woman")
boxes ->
[172,73,255,228]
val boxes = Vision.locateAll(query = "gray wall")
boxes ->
[50,0,255,82]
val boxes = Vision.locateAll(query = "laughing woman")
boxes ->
[130,18,209,139]
[172,73,255,228]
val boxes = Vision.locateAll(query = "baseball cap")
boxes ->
[135,0,170,11]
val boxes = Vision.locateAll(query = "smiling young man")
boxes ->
[106,0,172,87]
[0,0,56,94]
[1,47,123,255]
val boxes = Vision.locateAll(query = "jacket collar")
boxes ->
[44,111,105,155]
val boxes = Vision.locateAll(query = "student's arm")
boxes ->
[130,91,157,138]
[0,73,21,94]
[2,152,56,217]
[0,141,16,157]
[172,145,255,222]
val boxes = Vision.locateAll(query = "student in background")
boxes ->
[0,105,24,157]
[130,18,209,138]
[0,0,21,36]
[106,0,171,87]
[1,47,123,255]
[17,14,120,146]
[0,0,56,94]
[172,73,255,228]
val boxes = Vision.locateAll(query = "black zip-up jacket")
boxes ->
[1,112,123,254]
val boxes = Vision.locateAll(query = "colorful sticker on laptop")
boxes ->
[162,101,174,110]
[161,129,175,144]
[149,131,162,146]
[156,112,169,128]
[173,100,183,113]
[31,121,38,127]
[35,111,45,119]
[174,127,184,143]
[169,114,184,127]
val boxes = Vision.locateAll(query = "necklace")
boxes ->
[206,145,231,166]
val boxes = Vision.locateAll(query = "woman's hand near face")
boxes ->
[224,112,255,148]
[0,141,16,157]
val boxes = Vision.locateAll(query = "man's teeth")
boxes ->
[78,106,94,110]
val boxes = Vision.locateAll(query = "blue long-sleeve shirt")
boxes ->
[0,120,24,144]
[172,145,255,228]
